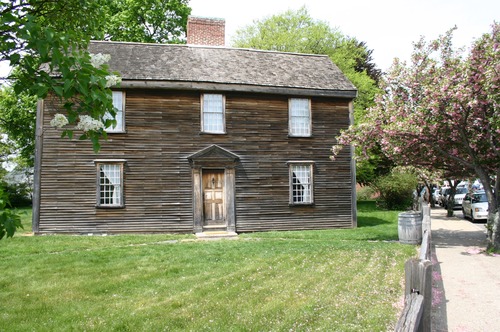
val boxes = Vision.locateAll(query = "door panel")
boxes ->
[202,170,225,225]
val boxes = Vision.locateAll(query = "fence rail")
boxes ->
[395,204,432,332]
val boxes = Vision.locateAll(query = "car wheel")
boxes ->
[471,210,476,223]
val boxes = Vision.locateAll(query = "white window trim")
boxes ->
[201,93,226,134]
[288,97,312,137]
[287,161,315,205]
[94,160,125,208]
[105,91,126,133]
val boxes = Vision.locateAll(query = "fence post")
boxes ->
[402,259,432,332]
[421,205,431,235]
[421,204,431,261]
[395,293,424,332]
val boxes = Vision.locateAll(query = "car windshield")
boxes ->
[456,187,468,194]
[472,193,487,203]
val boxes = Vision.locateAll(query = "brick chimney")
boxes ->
[187,16,225,46]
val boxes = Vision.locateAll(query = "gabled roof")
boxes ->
[89,41,357,98]
[187,145,240,162]
[187,145,240,168]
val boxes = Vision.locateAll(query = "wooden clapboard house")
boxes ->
[32,17,358,235]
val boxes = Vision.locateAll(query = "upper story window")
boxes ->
[289,98,311,137]
[288,162,314,205]
[95,161,125,208]
[104,91,125,133]
[201,93,225,134]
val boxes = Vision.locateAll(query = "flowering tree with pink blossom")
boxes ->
[333,23,500,252]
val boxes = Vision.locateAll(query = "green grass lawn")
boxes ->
[1,202,415,331]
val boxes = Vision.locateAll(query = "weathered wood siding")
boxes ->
[37,89,354,234]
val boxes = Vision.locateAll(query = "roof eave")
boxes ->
[119,80,357,99]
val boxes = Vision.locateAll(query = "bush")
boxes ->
[0,187,23,239]
[372,171,418,210]
[356,185,375,201]
[2,181,32,207]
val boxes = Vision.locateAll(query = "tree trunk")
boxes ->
[487,211,500,252]
[423,181,435,208]
[446,200,454,217]
[445,179,459,217]
[475,168,499,252]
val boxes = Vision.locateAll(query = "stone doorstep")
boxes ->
[195,231,238,240]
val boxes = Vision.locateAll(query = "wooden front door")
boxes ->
[202,170,225,225]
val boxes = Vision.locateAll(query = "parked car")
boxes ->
[439,187,451,207]
[462,191,488,222]
[452,187,469,209]
[432,188,441,204]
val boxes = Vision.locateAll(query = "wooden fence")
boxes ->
[395,204,432,332]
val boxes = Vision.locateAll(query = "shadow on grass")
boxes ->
[357,200,379,212]
[355,201,401,241]
[357,216,393,228]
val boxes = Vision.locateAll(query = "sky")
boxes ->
[0,0,498,79]
[189,0,499,70]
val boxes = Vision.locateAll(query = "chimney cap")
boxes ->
[188,15,225,22]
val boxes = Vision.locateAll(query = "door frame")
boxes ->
[188,145,239,233]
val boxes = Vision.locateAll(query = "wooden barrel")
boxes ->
[398,211,422,245]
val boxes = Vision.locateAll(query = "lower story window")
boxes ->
[289,163,314,204]
[95,161,125,207]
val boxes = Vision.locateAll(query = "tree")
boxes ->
[0,86,37,167]
[1,0,120,151]
[333,23,500,252]
[101,0,191,43]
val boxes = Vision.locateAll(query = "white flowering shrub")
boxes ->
[105,75,122,88]
[50,113,69,128]
[90,53,111,68]
[75,115,105,132]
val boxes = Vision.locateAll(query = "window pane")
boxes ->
[99,164,122,206]
[291,165,312,204]
[203,94,224,133]
[105,91,124,132]
[290,98,311,136]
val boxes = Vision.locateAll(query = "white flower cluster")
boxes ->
[50,113,69,128]
[330,145,344,160]
[90,53,111,68]
[105,74,122,88]
[75,115,105,132]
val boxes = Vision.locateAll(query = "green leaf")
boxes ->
[34,84,49,98]
[92,139,101,153]
[61,130,74,140]
[53,85,63,97]
[9,53,21,66]
[63,79,74,98]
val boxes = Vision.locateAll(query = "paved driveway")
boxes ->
[431,208,500,332]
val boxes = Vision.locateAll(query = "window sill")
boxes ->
[199,131,227,135]
[105,130,126,134]
[96,205,125,209]
[288,135,313,138]
[289,203,315,207]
